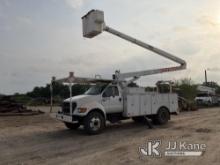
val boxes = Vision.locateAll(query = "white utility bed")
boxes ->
[123,87,178,117]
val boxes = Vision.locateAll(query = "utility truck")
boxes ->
[54,10,186,134]
[195,85,218,106]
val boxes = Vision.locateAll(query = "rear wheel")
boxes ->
[64,122,80,129]
[83,111,105,135]
[153,107,170,125]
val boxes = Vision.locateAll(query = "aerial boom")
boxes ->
[82,9,186,82]
[104,26,186,66]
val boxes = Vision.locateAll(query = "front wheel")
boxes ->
[153,107,170,125]
[83,111,105,135]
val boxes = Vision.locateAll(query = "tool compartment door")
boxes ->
[152,94,169,114]
[124,95,140,117]
[140,94,152,115]
[169,94,178,113]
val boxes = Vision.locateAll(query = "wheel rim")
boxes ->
[89,117,101,131]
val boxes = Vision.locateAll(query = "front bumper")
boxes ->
[56,113,79,123]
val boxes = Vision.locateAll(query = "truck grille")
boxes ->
[62,102,77,115]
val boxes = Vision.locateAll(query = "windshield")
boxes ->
[85,84,107,95]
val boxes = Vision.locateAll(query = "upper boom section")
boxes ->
[82,9,186,81]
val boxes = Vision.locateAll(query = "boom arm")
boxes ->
[104,25,186,81]
[82,10,186,82]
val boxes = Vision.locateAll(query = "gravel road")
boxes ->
[1,107,220,165]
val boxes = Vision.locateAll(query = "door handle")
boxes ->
[119,98,122,102]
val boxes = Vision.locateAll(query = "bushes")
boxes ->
[12,94,32,104]
[174,78,197,101]
[24,82,90,105]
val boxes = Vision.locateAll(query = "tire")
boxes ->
[64,122,80,129]
[132,116,146,123]
[153,107,170,125]
[83,111,105,135]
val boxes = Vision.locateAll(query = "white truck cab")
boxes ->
[60,83,123,116]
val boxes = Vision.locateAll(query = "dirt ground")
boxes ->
[1,107,220,165]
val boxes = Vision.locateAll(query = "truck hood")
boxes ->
[64,94,101,105]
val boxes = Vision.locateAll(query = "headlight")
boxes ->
[78,107,87,113]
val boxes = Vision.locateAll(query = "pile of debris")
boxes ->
[0,96,44,116]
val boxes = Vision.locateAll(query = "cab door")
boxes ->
[101,85,123,113]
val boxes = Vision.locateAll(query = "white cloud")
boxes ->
[0,0,10,7]
[16,16,32,25]
[65,0,87,9]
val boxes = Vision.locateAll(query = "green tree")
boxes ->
[174,78,197,101]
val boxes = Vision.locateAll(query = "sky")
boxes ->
[1,0,220,94]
